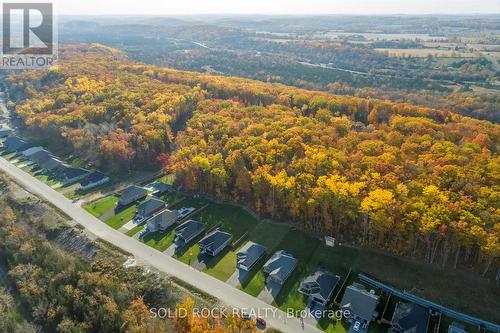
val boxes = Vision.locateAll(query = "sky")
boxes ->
[56,0,500,15]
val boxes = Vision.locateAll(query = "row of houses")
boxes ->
[337,281,467,333]
[1,135,110,190]
[112,184,468,333]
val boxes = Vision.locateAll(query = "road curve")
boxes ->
[0,156,321,333]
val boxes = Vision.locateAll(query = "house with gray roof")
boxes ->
[299,268,340,307]
[20,146,44,159]
[136,198,165,219]
[41,157,66,173]
[29,149,53,166]
[340,283,379,329]
[80,172,110,190]
[0,127,12,138]
[199,229,233,257]
[174,219,205,249]
[146,209,179,232]
[236,241,267,271]
[118,185,148,206]
[60,167,89,184]
[263,250,298,285]
[3,136,30,152]
[390,302,430,333]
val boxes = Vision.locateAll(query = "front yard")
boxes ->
[84,195,118,218]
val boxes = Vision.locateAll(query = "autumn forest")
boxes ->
[4,45,499,275]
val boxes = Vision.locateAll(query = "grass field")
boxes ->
[204,249,238,281]
[84,195,118,217]
[193,202,260,239]
[240,270,267,297]
[126,222,146,237]
[177,243,201,265]
[271,230,321,310]
[141,229,176,251]
[104,205,136,229]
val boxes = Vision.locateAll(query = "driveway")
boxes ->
[163,244,176,256]
[226,268,250,287]
[257,280,283,304]
[0,156,323,333]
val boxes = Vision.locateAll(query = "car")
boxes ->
[256,317,266,329]
[353,321,361,332]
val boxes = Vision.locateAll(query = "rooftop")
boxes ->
[263,250,298,282]
[237,241,267,269]
[199,229,233,252]
[80,171,109,186]
[340,283,379,322]
[300,268,340,303]
[119,185,147,204]
[391,302,430,333]
[175,219,205,242]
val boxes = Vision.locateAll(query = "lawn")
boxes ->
[160,192,186,206]
[193,202,260,239]
[271,230,321,311]
[235,222,292,293]
[240,270,266,297]
[126,223,146,237]
[104,205,136,229]
[176,244,201,265]
[317,318,351,333]
[170,197,207,210]
[84,195,118,218]
[204,249,237,281]
[141,229,176,252]
[247,222,291,251]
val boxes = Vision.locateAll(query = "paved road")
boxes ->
[0,156,321,333]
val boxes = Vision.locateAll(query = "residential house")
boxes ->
[174,219,205,248]
[41,157,66,173]
[390,302,430,333]
[340,283,379,329]
[3,136,30,153]
[79,172,110,191]
[0,127,12,138]
[263,250,298,285]
[60,167,89,184]
[118,185,148,206]
[236,241,267,271]
[299,268,340,307]
[198,229,233,257]
[20,146,45,159]
[146,209,180,232]
[29,150,53,168]
[136,198,165,219]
